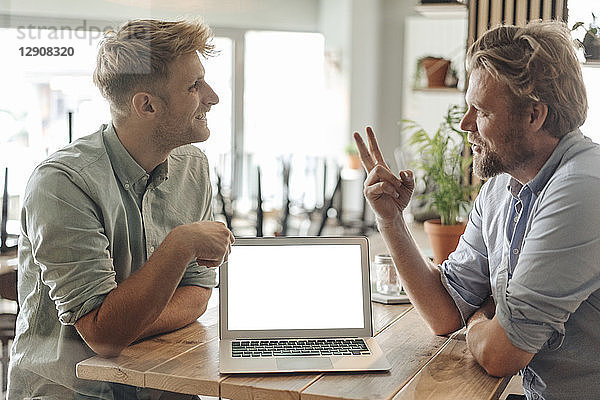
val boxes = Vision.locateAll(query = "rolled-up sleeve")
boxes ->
[180,261,217,288]
[439,187,493,325]
[24,164,117,325]
[496,175,600,353]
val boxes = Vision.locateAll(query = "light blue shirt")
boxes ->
[440,130,600,400]
[8,124,217,399]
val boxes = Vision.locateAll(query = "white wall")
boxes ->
[376,0,416,171]
[318,0,352,156]
[318,0,416,168]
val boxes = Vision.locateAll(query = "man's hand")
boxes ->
[353,127,415,223]
[162,221,235,268]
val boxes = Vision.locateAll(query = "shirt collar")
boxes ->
[102,123,148,189]
[507,129,584,199]
[150,158,169,188]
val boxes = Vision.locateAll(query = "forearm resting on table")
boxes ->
[377,216,463,335]
[135,285,212,341]
[75,246,193,357]
[466,298,534,377]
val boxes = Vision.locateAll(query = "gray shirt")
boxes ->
[440,130,600,400]
[8,123,217,399]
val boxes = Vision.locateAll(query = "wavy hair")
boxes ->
[466,20,587,138]
[93,19,214,120]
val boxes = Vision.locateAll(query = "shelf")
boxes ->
[415,2,467,19]
[582,60,600,68]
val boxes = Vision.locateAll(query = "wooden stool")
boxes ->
[0,312,15,391]
[0,269,17,392]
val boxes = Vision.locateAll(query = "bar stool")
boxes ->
[0,269,17,392]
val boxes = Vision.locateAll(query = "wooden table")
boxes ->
[77,291,510,399]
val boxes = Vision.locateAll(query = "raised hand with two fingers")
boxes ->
[353,127,415,223]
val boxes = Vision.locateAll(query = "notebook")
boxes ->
[218,236,391,373]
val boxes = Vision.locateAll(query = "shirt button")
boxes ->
[512,248,519,255]
[533,394,539,399]
[513,216,519,223]
[124,183,130,190]
[149,246,155,253]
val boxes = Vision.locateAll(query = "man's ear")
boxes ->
[528,102,548,132]
[131,92,158,120]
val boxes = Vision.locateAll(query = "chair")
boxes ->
[1,168,18,255]
[215,171,233,231]
[0,268,17,392]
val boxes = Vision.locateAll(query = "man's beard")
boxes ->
[152,116,197,152]
[472,126,533,180]
[473,148,505,179]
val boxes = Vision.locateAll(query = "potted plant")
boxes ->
[572,14,600,61]
[403,104,478,264]
[345,142,361,169]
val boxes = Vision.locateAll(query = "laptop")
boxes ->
[219,236,391,373]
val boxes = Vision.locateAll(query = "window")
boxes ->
[0,26,109,235]
[241,31,340,212]
[196,37,234,187]
[0,27,235,233]
[1,24,340,234]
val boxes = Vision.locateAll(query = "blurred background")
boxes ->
[1,0,599,240]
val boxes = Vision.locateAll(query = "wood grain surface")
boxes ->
[77,290,510,399]
[76,302,219,385]
[300,309,447,400]
[392,336,510,400]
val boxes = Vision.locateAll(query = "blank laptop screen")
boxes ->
[226,243,365,331]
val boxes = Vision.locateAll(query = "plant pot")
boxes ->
[347,154,361,169]
[584,37,600,61]
[423,219,466,265]
[420,57,451,88]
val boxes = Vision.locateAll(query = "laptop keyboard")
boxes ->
[231,338,371,358]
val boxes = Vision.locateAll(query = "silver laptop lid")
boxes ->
[219,236,373,340]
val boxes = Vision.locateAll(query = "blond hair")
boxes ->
[93,19,214,120]
[466,20,587,138]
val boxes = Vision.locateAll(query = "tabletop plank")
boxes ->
[392,336,510,400]
[146,325,329,399]
[372,303,412,334]
[144,338,223,396]
[221,372,322,400]
[76,304,219,386]
[220,370,320,400]
[300,309,448,400]
[218,303,412,400]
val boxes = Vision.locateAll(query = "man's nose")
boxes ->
[460,108,475,132]
[206,84,219,106]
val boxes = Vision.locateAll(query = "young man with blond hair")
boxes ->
[355,20,600,400]
[8,19,234,399]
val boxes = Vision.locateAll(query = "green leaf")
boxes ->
[403,104,478,225]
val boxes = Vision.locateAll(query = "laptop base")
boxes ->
[219,337,390,374]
